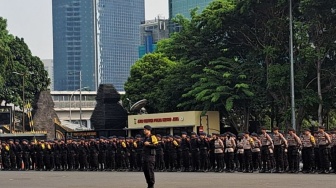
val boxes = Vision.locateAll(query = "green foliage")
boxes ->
[0,17,50,107]
[124,0,336,131]
[124,53,176,113]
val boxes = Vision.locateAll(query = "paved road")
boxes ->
[0,171,335,188]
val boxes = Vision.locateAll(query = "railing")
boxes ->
[54,101,96,108]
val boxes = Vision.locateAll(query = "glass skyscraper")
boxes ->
[97,0,145,92]
[169,0,214,18]
[169,0,214,32]
[53,0,97,91]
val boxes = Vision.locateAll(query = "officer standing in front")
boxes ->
[142,125,158,188]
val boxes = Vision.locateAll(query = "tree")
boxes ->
[0,17,50,108]
[299,0,336,126]
[124,53,176,113]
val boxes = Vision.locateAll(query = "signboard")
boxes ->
[0,107,12,126]
[136,117,183,124]
[199,125,204,133]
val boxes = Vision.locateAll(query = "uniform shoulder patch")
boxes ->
[151,135,158,145]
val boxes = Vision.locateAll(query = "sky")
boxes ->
[0,0,169,60]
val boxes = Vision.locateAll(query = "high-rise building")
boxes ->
[97,0,145,92]
[42,59,54,91]
[52,0,97,91]
[139,16,169,58]
[169,0,214,32]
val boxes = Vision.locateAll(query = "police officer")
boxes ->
[286,128,301,173]
[242,131,254,173]
[180,132,190,172]
[251,133,261,171]
[199,132,209,172]
[317,126,331,174]
[142,125,158,188]
[135,135,144,171]
[13,139,22,170]
[224,133,236,172]
[1,141,10,170]
[21,139,30,170]
[272,127,287,173]
[190,132,201,172]
[330,129,336,173]
[301,128,316,173]
[259,127,273,173]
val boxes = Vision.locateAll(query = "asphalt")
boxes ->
[0,171,335,188]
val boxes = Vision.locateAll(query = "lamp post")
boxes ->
[68,69,88,128]
[13,71,33,132]
[69,86,88,126]
[289,0,296,131]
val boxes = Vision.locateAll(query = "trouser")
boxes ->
[191,150,200,171]
[50,152,55,169]
[261,146,271,171]
[200,150,208,171]
[168,152,177,170]
[155,152,164,170]
[16,154,22,170]
[61,153,68,170]
[129,152,137,170]
[2,154,10,170]
[314,147,320,171]
[288,146,299,172]
[182,150,190,170]
[36,153,44,170]
[274,145,284,171]
[68,152,75,170]
[252,151,261,170]
[44,154,51,170]
[244,149,253,172]
[331,146,336,171]
[54,153,61,170]
[176,150,182,170]
[319,145,330,171]
[209,152,216,170]
[164,151,169,170]
[23,153,30,170]
[215,153,224,171]
[98,152,106,170]
[136,152,142,170]
[90,153,98,170]
[143,156,155,188]
[224,152,234,171]
[10,154,16,170]
[237,153,244,172]
[302,147,314,172]
[79,153,88,170]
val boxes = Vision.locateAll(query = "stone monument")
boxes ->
[90,84,128,131]
[32,91,58,139]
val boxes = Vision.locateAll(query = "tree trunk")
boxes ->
[317,60,323,126]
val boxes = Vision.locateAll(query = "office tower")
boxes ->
[139,16,169,58]
[42,59,54,91]
[53,0,97,91]
[169,0,214,32]
[97,0,145,92]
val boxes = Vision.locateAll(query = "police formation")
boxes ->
[0,126,336,174]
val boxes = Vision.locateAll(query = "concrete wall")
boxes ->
[128,111,220,135]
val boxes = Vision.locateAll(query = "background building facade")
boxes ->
[169,0,214,32]
[52,0,97,91]
[42,59,54,91]
[139,16,169,58]
[97,0,145,92]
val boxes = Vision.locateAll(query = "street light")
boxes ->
[289,0,296,131]
[68,70,89,128]
[69,86,88,126]
[13,71,33,132]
